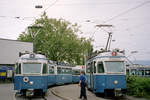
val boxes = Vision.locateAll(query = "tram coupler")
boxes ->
[26,89,34,97]
[114,88,122,96]
[15,91,22,97]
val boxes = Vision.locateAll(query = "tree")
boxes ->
[18,12,93,65]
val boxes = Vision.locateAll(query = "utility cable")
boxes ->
[43,0,59,12]
[104,0,150,23]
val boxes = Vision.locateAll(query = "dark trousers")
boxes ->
[80,82,87,99]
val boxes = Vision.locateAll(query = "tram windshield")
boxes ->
[105,61,125,73]
[22,63,42,74]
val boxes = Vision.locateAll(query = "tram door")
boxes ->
[90,62,94,89]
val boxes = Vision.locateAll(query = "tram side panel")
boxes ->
[55,74,72,84]
[48,75,56,86]
[72,75,80,83]
[94,75,106,93]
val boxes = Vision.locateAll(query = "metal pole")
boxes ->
[28,25,43,53]
[95,24,113,52]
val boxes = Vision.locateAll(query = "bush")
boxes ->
[127,75,150,98]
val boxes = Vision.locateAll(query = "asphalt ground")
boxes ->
[0,83,149,100]
[51,84,150,100]
[0,83,62,100]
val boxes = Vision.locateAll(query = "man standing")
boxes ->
[79,71,87,100]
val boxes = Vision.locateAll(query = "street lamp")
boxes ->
[28,24,43,52]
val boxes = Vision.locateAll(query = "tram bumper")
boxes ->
[114,88,122,96]
[26,89,34,97]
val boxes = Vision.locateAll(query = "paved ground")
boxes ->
[51,84,108,100]
[51,84,150,100]
[0,83,149,100]
[0,83,62,100]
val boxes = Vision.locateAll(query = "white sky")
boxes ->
[0,0,150,61]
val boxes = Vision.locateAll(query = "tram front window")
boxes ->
[105,61,125,73]
[23,63,41,74]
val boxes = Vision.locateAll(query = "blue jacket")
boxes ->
[80,75,86,83]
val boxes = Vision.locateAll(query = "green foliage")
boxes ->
[18,12,93,65]
[127,75,150,98]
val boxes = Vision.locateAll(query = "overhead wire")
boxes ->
[104,0,150,23]
[43,0,59,12]
[0,0,59,21]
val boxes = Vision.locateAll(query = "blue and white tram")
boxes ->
[48,60,56,86]
[86,51,127,96]
[72,66,82,83]
[55,62,72,85]
[14,53,48,97]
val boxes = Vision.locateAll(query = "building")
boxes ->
[0,38,33,67]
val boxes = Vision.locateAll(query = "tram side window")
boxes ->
[65,68,72,74]
[49,66,54,74]
[131,69,136,75]
[73,70,80,75]
[94,61,96,73]
[57,67,61,74]
[86,63,90,73]
[97,62,104,73]
[42,64,47,74]
[90,62,93,73]
[16,63,21,74]
[61,68,65,74]
[145,70,150,75]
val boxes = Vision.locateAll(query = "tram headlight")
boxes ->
[114,80,118,85]
[30,81,34,85]
[23,77,29,82]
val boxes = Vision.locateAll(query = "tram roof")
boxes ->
[20,53,47,60]
[87,51,125,62]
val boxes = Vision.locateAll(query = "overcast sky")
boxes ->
[0,0,150,61]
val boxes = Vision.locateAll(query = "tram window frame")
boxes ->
[86,63,91,73]
[145,70,150,75]
[73,70,80,75]
[57,67,61,74]
[49,66,55,74]
[131,69,136,75]
[61,68,65,74]
[42,63,47,74]
[94,61,96,73]
[97,62,104,73]
[90,62,93,73]
[65,68,72,74]
[16,63,21,74]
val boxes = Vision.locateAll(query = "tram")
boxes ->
[72,66,82,83]
[14,53,48,97]
[86,50,127,96]
[55,62,72,85]
[127,65,150,77]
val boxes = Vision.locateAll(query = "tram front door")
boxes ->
[90,63,94,90]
